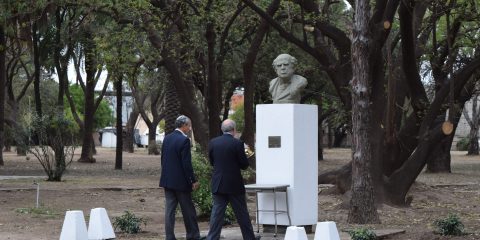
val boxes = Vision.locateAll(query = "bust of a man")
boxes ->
[269,54,307,104]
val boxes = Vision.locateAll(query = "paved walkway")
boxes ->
[1,176,405,239]
[0,175,43,180]
[200,227,405,240]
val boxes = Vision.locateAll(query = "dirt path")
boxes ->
[1,148,479,239]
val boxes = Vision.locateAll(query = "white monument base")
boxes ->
[256,104,318,226]
[314,221,340,240]
[88,208,115,240]
[285,226,308,240]
[59,210,88,240]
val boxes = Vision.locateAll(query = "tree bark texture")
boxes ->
[0,26,6,166]
[32,22,42,118]
[463,95,480,155]
[205,7,222,139]
[115,78,123,169]
[78,28,96,163]
[347,0,380,224]
[124,105,139,153]
[164,78,179,135]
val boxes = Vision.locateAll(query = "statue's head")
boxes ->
[272,54,297,80]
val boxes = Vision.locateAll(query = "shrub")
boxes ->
[434,214,464,236]
[348,227,377,240]
[27,113,77,181]
[456,138,469,151]
[112,211,147,234]
[191,148,235,224]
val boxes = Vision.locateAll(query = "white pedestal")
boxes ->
[285,226,308,240]
[59,210,88,240]
[88,208,115,240]
[314,221,340,240]
[255,104,318,226]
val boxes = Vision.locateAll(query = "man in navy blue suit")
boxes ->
[160,115,200,240]
[206,119,258,240]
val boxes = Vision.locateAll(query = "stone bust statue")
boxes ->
[269,54,307,104]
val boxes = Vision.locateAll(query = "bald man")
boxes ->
[206,119,258,240]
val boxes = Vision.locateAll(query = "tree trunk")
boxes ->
[426,135,452,173]
[162,56,209,151]
[115,78,123,169]
[347,0,380,224]
[164,78,179,135]
[426,114,459,173]
[147,123,159,155]
[464,95,480,155]
[78,28,96,163]
[0,26,5,166]
[145,17,209,151]
[467,127,479,155]
[205,16,222,139]
[318,95,324,161]
[242,0,281,154]
[32,22,42,118]
[124,105,139,153]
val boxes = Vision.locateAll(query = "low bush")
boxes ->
[456,138,469,151]
[191,147,235,224]
[348,227,377,240]
[434,213,464,236]
[112,211,147,234]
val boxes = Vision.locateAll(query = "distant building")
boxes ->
[102,93,134,126]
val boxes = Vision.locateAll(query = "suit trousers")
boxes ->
[164,188,200,240]
[206,193,255,240]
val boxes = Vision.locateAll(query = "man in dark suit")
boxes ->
[206,119,258,240]
[160,115,200,240]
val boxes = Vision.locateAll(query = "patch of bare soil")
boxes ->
[0,148,479,239]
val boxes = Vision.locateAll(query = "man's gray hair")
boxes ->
[272,53,297,68]
[221,119,236,133]
[175,115,191,128]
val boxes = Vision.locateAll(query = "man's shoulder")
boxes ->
[165,131,187,142]
[210,134,239,144]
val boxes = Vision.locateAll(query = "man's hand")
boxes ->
[192,182,200,191]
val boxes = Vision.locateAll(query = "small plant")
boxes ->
[112,211,147,234]
[14,207,59,218]
[348,227,377,240]
[434,213,464,236]
[456,137,469,151]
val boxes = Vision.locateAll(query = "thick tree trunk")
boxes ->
[164,78,179,135]
[147,124,159,155]
[78,29,96,163]
[427,112,461,172]
[464,95,480,155]
[347,0,380,224]
[115,78,123,169]
[426,135,452,173]
[0,26,5,166]
[205,17,222,139]
[467,128,479,155]
[124,105,139,153]
[162,56,209,151]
